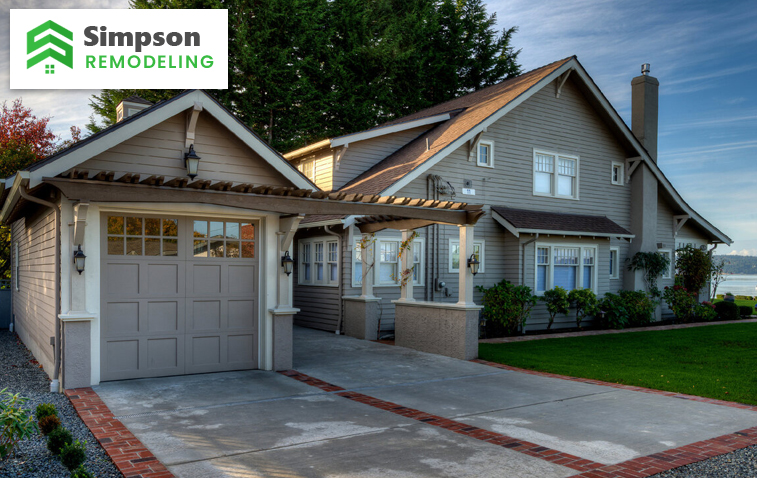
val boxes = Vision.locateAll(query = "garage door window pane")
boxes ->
[107,216,124,235]
[209,222,224,239]
[126,237,142,255]
[194,240,208,257]
[163,219,178,237]
[126,217,142,235]
[163,239,178,256]
[241,242,255,258]
[226,241,240,258]
[108,237,124,255]
[241,223,254,240]
[145,218,160,236]
[194,221,208,238]
[210,240,224,257]
[145,238,160,256]
[226,223,239,240]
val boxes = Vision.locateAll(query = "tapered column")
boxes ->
[457,225,475,306]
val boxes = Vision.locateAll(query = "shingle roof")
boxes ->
[491,206,633,236]
[337,57,573,195]
[122,95,153,105]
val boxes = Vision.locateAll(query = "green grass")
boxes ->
[479,323,757,405]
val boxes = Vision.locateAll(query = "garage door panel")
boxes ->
[188,336,221,366]
[147,337,182,371]
[105,302,140,335]
[189,300,222,331]
[147,301,182,333]
[228,265,256,296]
[146,263,182,296]
[104,340,140,374]
[107,263,139,296]
[190,264,221,296]
[228,334,255,364]
[228,300,255,329]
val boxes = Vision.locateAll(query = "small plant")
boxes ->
[626,251,670,298]
[620,290,656,327]
[567,288,599,328]
[47,426,73,456]
[60,439,87,471]
[477,280,537,336]
[71,465,95,478]
[35,403,57,421]
[695,302,718,322]
[0,389,38,459]
[714,301,740,321]
[598,292,628,329]
[39,414,61,435]
[739,305,754,317]
[540,286,570,330]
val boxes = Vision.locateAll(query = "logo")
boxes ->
[26,20,74,74]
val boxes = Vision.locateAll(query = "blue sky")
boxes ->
[1,0,755,254]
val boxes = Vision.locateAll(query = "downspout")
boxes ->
[521,233,539,334]
[324,225,343,334]
[19,187,61,393]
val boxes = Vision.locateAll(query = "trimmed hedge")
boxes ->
[714,301,740,321]
[739,305,754,317]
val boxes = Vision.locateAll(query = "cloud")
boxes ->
[728,249,757,256]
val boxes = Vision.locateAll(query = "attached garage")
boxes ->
[100,215,259,381]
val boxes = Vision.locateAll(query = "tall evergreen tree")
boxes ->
[89,0,521,151]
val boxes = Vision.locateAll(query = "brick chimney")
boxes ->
[116,96,153,123]
[631,63,659,162]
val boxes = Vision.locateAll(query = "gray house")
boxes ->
[286,57,731,337]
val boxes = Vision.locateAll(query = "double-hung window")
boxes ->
[379,241,399,285]
[449,240,485,273]
[352,236,424,287]
[610,247,619,279]
[533,150,579,199]
[535,244,597,293]
[477,141,494,168]
[297,159,316,182]
[659,249,672,279]
[299,237,338,286]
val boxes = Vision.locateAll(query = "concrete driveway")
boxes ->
[94,327,757,477]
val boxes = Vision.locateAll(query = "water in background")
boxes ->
[718,274,757,296]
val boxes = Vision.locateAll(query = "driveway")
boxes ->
[94,327,757,477]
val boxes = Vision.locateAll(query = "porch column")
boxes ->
[398,229,415,302]
[360,233,376,299]
[270,215,302,371]
[457,225,475,306]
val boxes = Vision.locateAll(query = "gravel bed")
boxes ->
[651,446,757,478]
[0,330,122,478]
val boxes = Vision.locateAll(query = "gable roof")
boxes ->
[491,206,634,239]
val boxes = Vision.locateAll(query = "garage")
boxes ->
[100,214,259,381]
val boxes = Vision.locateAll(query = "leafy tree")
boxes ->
[0,99,57,160]
[568,288,599,328]
[540,286,569,330]
[675,245,711,295]
[710,256,728,299]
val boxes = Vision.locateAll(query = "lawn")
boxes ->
[479,323,757,405]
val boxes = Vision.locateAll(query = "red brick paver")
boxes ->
[65,388,175,478]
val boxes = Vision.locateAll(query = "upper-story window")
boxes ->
[533,150,579,199]
[297,159,316,182]
[299,237,338,286]
[611,161,624,185]
[477,141,494,168]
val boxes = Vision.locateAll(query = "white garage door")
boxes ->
[100,215,259,381]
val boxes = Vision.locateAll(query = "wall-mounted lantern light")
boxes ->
[184,144,201,179]
[73,245,86,274]
[467,253,480,276]
[281,251,294,276]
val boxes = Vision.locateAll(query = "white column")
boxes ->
[276,232,291,308]
[399,229,415,301]
[457,225,475,306]
[360,234,376,299]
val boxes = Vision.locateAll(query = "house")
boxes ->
[0,90,484,390]
[285,57,731,339]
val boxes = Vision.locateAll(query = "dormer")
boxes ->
[116,96,153,123]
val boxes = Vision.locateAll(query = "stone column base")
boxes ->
[270,308,297,371]
[394,301,482,360]
[343,296,382,340]
[60,314,94,390]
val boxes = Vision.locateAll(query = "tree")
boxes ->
[90,0,522,151]
[675,245,711,295]
[710,256,728,299]
[540,286,569,330]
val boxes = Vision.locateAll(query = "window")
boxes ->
[610,247,619,279]
[659,249,672,279]
[298,237,338,286]
[533,150,579,199]
[297,160,316,181]
[611,161,624,185]
[351,236,424,287]
[477,141,494,168]
[192,220,255,258]
[535,244,597,294]
[107,216,180,257]
[449,239,485,273]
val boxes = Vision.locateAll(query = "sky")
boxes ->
[1,0,755,255]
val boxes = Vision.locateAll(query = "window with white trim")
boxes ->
[610,247,619,280]
[297,159,316,181]
[351,237,424,287]
[477,141,494,168]
[659,249,672,279]
[299,237,338,286]
[533,150,579,199]
[449,239,485,273]
[611,161,624,185]
[535,244,597,293]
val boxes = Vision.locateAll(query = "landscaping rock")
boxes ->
[652,445,757,477]
[0,330,122,478]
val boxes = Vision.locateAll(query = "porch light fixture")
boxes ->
[73,245,86,274]
[281,251,294,276]
[467,253,480,276]
[184,144,201,179]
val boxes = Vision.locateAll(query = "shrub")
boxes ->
[35,403,57,421]
[47,426,73,455]
[71,466,95,478]
[735,295,751,301]
[540,286,570,330]
[714,301,740,321]
[662,284,697,322]
[568,288,599,328]
[739,305,754,317]
[60,439,87,471]
[477,280,537,336]
[695,302,717,322]
[675,245,711,294]
[619,290,656,327]
[598,292,628,329]
[0,389,38,459]
[39,414,61,435]
[627,251,669,297]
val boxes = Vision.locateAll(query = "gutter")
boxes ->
[324,225,343,334]
[18,187,62,393]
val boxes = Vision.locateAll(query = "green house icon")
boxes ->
[27,20,73,70]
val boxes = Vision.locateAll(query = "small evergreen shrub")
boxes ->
[568,288,599,328]
[598,293,627,329]
[540,286,570,330]
[695,302,717,322]
[477,280,537,336]
[35,403,57,421]
[38,414,61,435]
[620,290,656,327]
[71,466,95,478]
[60,439,87,471]
[46,426,73,455]
[714,301,740,321]
[739,305,754,317]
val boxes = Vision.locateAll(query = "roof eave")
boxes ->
[0,172,30,224]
